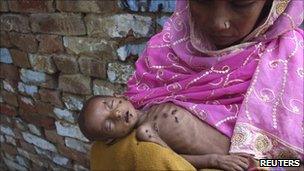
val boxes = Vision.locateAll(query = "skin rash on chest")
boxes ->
[136,104,230,155]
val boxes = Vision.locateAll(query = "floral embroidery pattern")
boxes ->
[230,123,303,159]
[297,68,304,78]
[254,134,273,153]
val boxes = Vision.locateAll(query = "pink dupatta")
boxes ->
[125,0,304,159]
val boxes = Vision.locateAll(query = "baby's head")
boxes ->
[78,95,140,143]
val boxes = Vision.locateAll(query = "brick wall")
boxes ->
[0,0,174,170]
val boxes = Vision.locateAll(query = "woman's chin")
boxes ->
[215,44,233,50]
[215,40,242,50]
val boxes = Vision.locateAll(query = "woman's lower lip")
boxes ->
[212,35,233,41]
[212,36,235,46]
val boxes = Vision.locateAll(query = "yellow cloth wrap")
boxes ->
[90,131,196,171]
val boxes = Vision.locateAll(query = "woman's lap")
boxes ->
[90,130,196,170]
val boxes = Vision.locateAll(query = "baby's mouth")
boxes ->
[124,111,130,123]
[105,121,113,132]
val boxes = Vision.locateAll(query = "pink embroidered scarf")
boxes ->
[125,0,304,159]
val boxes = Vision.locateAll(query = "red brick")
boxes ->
[0,104,17,116]
[58,145,89,167]
[10,49,31,68]
[93,79,124,96]
[31,163,47,170]
[96,1,120,14]
[0,31,12,48]
[53,54,79,74]
[24,152,49,168]
[35,101,54,117]
[37,116,55,130]
[56,0,122,14]
[30,13,86,35]
[0,14,30,33]
[2,79,18,92]
[56,0,119,14]
[21,72,57,89]
[44,130,64,145]
[1,91,18,107]
[39,88,63,107]
[0,64,19,81]
[12,128,22,139]
[18,96,36,115]
[28,54,57,74]
[56,0,99,13]
[8,0,54,13]
[0,0,9,12]
[50,163,71,171]
[37,35,64,53]
[78,57,107,78]
[1,143,17,156]
[0,115,12,127]
[9,32,38,53]
[19,140,36,154]
[40,74,57,89]
[59,74,91,95]
[19,112,55,130]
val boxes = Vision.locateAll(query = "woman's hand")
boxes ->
[181,154,250,171]
[215,154,250,171]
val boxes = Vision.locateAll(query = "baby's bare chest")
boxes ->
[146,104,201,143]
[136,103,230,154]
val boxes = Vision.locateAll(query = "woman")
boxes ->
[91,0,303,170]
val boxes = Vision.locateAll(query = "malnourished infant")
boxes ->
[78,95,251,171]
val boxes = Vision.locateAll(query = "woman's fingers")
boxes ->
[220,155,249,171]
[234,155,250,166]
[235,153,253,159]
[231,162,245,171]
[234,158,249,169]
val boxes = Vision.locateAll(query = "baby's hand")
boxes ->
[215,154,249,171]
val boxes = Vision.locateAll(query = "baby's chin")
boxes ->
[97,134,117,143]
[103,131,131,140]
[102,133,130,145]
[103,138,117,145]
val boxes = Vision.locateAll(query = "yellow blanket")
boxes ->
[90,131,267,171]
[91,131,197,171]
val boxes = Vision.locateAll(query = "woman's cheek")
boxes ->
[192,14,208,29]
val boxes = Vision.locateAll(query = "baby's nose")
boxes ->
[112,109,122,119]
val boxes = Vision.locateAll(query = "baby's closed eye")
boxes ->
[102,101,111,110]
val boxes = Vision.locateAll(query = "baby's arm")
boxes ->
[135,124,250,170]
[181,154,249,171]
[136,124,170,149]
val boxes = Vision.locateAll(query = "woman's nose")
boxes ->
[213,17,229,31]
[211,6,231,31]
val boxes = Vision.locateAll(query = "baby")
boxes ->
[78,95,251,171]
